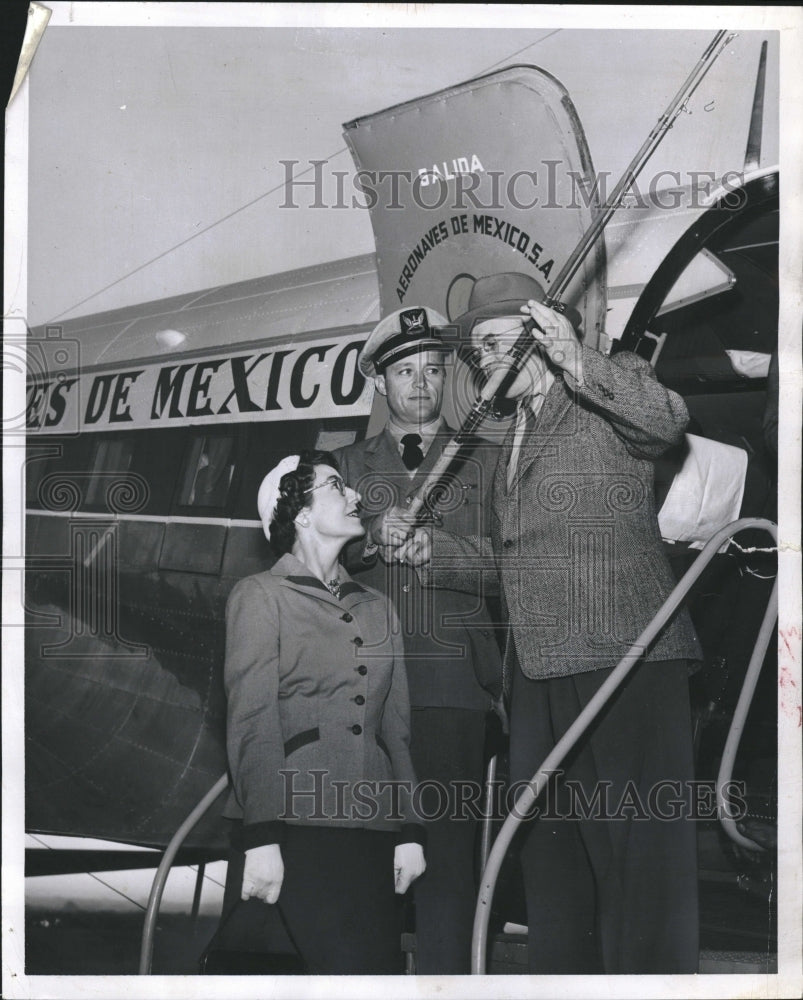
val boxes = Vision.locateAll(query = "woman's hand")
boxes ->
[393,842,426,894]
[242,843,284,904]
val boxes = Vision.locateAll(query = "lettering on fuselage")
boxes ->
[26,335,371,432]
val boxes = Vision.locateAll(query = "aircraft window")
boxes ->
[177,434,236,508]
[125,427,185,516]
[25,451,54,508]
[233,418,368,520]
[85,437,135,507]
[314,426,360,452]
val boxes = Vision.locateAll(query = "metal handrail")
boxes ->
[479,753,499,873]
[138,773,229,975]
[717,565,778,848]
[471,516,778,974]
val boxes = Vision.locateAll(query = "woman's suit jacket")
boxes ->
[223,553,420,850]
[429,347,702,687]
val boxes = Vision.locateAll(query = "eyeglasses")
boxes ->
[466,337,508,369]
[306,474,346,497]
[467,321,534,370]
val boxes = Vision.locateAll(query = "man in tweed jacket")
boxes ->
[401,273,702,975]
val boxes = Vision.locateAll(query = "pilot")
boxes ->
[399,272,703,974]
[332,307,503,975]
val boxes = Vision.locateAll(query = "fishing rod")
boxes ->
[402,28,734,526]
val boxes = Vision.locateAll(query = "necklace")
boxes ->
[325,578,341,600]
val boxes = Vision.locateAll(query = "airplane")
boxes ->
[19,25,786,975]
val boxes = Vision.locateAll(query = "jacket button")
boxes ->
[357,665,367,676]
[402,584,410,594]
[353,636,364,647]
[354,695,365,706]
[351,724,363,735]
[503,539,514,548]
[341,612,354,623]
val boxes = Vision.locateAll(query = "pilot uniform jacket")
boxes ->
[223,553,420,851]
[333,425,502,710]
[428,347,702,686]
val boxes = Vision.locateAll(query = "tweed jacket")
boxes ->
[333,425,503,710]
[223,554,420,849]
[428,347,702,686]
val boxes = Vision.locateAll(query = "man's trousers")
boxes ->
[509,659,699,974]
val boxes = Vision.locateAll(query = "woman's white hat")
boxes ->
[257,454,300,533]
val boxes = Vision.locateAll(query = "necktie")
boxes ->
[400,433,425,471]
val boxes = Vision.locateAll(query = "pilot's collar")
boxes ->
[386,416,444,459]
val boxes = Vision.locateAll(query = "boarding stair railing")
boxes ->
[139,517,777,975]
[471,516,778,974]
[139,774,229,974]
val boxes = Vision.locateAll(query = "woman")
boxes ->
[222,450,425,974]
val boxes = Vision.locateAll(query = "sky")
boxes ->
[18,4,792,330]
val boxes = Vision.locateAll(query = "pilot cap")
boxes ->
[257,454,300,535]
[358,306,454,377]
